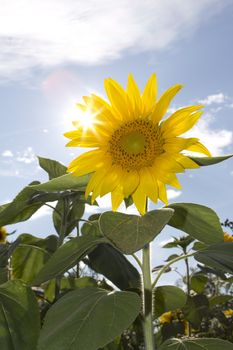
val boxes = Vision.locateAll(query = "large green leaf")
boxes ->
[12,234,58,283]
[183,295,209,329]
[53,196,85,236]
[154,285,187,318]
[209,295,233,308]
[38,287,141,350]
[167,203,224,244]
[190,274,208,294]
[33,235,107,285]
[195,242,233,274]
[38,156,67,179]
[0,280,40,349]
[43,276,98,303]
[159,338,233,350]
[0,182,43,226]
[99,209,174,254]
[190,154,232,166]
[29,173,91,192]
[87,244,141,290]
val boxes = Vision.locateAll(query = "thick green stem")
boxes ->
[184,248,191,336]
[142,243,155,350]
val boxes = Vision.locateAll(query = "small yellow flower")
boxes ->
[0,227,7,244]
[223,233,233,242]
[159,311,173,324]
[65,74,211,214]
[224,309,233,317]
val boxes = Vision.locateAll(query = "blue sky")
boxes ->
[0,1,233,279]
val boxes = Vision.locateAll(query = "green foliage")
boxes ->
[0,153,232,349]
[167,203,224,244]
[87,244,141,290]
[195,242,233,274]
[43,277,98,303]
[29,173,90,192]
[159,338,233,349]
[190,154,233,166]
[33,235,108,285]
[154,285,187,318]
[38,287,141,350]
[53,196,85,236]
[0,182,42,226]
[99,209,174,254]
[38,156,67,179]
[0,280,40,349]
[190,274,208,294]
[12,234,58,283]
[183,295,209,329]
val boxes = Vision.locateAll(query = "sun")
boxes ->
[72,109,97,132]
[62,100,98,133]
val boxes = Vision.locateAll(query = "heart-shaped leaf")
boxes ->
[99,209,174,254]
[38,287,141,350]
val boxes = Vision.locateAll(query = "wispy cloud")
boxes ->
[0,146,39,178]
[0,0,229,81]
[167,190,182,200]
[1,150,13,157]
[185,112,232,155]
[199,93,227,105]
[15,147,37,164]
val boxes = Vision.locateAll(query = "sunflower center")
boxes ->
[108,119,164,170]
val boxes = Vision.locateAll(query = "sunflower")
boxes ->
[0,226,7,244]
[64,74,211,214]
[223,232,233,242]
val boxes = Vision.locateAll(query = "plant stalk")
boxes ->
[184,248,191,337]
[142,243,155,350]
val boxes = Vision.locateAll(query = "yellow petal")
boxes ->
[142,73,157,116]
[132,186,147,215]
[111,186,124,211]
[139,167,158,203]
[99,165,121,197]
[163,137,199,154]
[85,167,110,199]
[68,149,104,176]
[104,78,130,120]
[122,169,140,197]
[162,109,203,137]
[151,84,183,123]
[158,181,168,205]
[127,73,142,117]
[153,155,185,173]
[185,141,211,157]
[176,155,200,169]
[65,135,102,148]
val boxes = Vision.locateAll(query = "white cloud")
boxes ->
[0,0,229,81]
[199,93,227,105]
[16,147,37,164]
[1,150,14,157]
[167,189,182,200]
[185,113,232,155]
